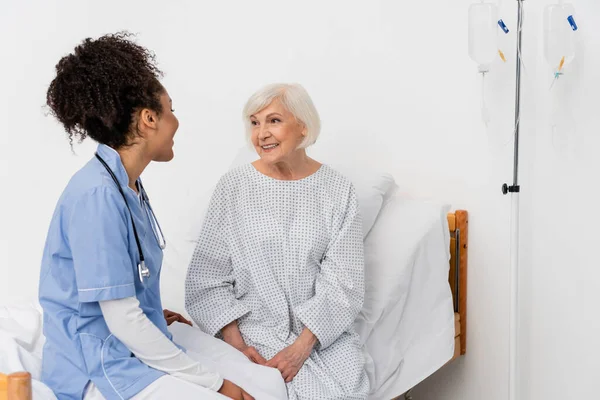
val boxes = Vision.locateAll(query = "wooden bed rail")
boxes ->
[447,210,468,359]
[0,372,32,400]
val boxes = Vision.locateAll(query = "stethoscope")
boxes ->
[95,153,166,284]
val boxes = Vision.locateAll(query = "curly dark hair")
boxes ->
[46,31,165,149]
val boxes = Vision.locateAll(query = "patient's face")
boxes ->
[249,100,306,164]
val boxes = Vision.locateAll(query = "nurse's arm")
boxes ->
[100,296,223,391]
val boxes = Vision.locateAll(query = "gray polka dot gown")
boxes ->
[185,164,370,400]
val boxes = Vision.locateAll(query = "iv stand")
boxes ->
[501,1,524,399]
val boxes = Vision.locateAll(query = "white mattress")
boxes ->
[0,194,455,400]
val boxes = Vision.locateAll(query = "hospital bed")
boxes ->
[0,182,468,400]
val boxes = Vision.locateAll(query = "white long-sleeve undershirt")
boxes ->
[99,297,223,392]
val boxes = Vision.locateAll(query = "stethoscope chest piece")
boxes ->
[138,261,151,284]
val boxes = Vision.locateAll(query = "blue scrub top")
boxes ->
[39,144,170,400]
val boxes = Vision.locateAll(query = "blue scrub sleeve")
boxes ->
[69,186,137,303]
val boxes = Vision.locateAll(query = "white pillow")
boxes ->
[329,164,395,238]
[228,145,396,238]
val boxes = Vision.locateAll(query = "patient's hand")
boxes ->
[266,341,315,382]
[221,321,266,365]
[163,309,192,326]
[266,343,311,383]
[267,328,317,383]
[239,345,267,365]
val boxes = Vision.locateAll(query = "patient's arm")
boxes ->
[222,320,266,365]
[295,185,365,350]
[221,320,246,349]
[185,181,250,336]
[99,296,223,391]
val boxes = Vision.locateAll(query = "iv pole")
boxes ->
[501,1,524,399]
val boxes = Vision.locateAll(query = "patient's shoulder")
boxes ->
[313,165,358,211]
[319,164,354,192]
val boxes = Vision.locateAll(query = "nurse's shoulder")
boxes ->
[55,155,125,218]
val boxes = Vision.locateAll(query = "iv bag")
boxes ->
[468,2,499,70]
[543,3,576,69]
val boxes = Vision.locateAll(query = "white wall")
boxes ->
[413,1,600,399]
[0,1,597,399]
[520,1,600,399]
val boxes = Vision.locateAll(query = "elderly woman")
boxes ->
[185,83,369,400]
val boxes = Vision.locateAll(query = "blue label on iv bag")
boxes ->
[498,19,509,33]
[568,15,578,31]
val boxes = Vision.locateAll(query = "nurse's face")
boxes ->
[143,89,179,162]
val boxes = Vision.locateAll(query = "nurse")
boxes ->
[38,32,254,400]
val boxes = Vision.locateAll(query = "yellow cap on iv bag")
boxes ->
[558,56,565,72]
[498,50,507,62]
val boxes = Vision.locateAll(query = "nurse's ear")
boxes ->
[137,108,159,134]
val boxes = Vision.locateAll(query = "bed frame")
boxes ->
[447,210,468,362]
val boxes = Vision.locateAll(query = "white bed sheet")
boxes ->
[358,193,455,399]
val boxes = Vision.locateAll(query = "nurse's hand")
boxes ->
[163,309,192,326]
[218,379,255,400]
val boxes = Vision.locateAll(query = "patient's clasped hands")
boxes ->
[222,321,317,383]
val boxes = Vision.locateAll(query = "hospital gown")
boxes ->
[185,163,370,400]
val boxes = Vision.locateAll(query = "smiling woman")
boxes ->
[186,83,370,400]
[243,83,322,181]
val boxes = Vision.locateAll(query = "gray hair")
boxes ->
[242,83,321,149]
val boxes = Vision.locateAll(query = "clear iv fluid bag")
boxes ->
[468,2,498,68]
[543,3,576,68]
